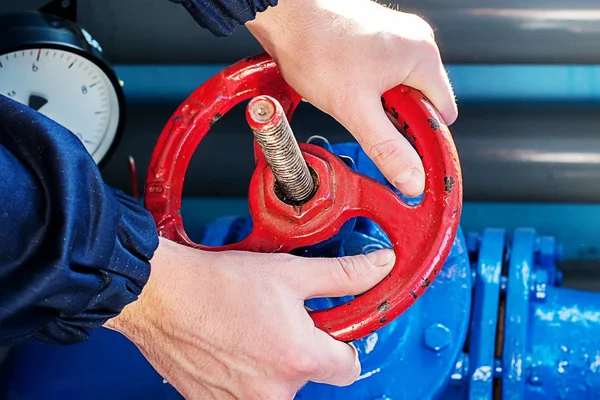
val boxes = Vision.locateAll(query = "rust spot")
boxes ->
[444,176,456,193]
[409,290,417,300]
[377,301,391,313]
[379,316,387,324]
[390,107,399,119]
[148,185,164,194]
[403,122,410,132]
[245,57,252,62]
[346,302,352,306]
[327,327,331,330]
[412,135,417,142]
[422,95,430,102]
[453,209,458,215]
[210,112,223,128]
[434,269,439,275]
[420,277,431,289]
[427,118,440,131]
[381,97,386,105]
[388,272,392,278]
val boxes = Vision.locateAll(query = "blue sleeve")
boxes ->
[0,95,159,346]
[169,0,278,37]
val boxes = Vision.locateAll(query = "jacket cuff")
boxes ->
[34,190,158,345]
[170,0,278,37]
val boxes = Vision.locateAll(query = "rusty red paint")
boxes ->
[144,53,463,342]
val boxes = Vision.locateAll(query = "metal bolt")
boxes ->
[423,323,452,352]
[246,96,315,204]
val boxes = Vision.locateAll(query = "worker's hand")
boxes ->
[246,0,457,197]
[104,237,394,399]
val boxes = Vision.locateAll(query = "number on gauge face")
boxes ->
[0,48,121,165]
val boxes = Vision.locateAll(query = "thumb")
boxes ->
[341,96,425,197]
[293,249,395,299]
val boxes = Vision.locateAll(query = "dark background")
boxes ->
[4,1,600,202]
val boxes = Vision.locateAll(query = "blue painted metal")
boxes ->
[502,228,536,398]
[3,141,600,399]
[526,285,600,398]
[114,65,600,104]
[467,229,505,399]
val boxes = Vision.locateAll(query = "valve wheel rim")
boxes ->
[144,53,463,342]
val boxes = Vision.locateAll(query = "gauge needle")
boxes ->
[28,94,48,111]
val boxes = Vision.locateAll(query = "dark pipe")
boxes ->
[101,102,600,203]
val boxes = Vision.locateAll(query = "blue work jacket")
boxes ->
[0,0,277,346]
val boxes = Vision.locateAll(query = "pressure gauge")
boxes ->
[0,3,125,167]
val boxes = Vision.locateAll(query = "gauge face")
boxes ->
[0,48,121,164]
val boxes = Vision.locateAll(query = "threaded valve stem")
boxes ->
[246,96,315,204]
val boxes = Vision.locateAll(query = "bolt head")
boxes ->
[423,323,452,352]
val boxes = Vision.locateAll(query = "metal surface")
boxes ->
[246,95,315,204]
[466,229,505,399]
[457,227,600,400]
[0,7,126,168]
[4,1,600,64]
[144,54,463,342]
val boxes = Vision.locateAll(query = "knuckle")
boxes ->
[417,38,442,63]
[368,139,416,172]
[289,351,320,377]
[406,14,436,41]
[330,255,369,288]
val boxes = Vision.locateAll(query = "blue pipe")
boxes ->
[113,65,600,105]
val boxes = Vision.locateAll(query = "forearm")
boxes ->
[0,95,158,346]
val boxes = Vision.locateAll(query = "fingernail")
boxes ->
[366,249,395,267]
[393,167,425,197]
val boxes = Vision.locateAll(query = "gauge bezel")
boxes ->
[0,11,126,169]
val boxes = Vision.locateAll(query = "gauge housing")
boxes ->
[0,10,126,168]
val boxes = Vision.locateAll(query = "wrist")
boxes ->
[246,0,319,57]
[103,238,169,345]
[246,0,390,62]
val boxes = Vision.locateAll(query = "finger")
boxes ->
[290,248,395,299]
[343,97,426,196]
[403,44,458,125]
[309,329,361,386]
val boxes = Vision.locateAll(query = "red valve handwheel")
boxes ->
[145,53,462,342]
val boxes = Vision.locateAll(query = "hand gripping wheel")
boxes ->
[145,53,463,342]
